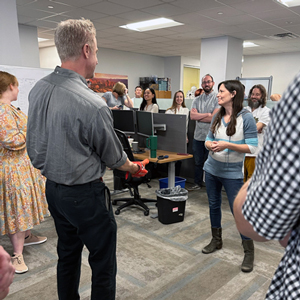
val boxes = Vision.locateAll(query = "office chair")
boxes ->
[112,129,157,216]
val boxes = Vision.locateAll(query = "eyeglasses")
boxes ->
[202,80,212,85]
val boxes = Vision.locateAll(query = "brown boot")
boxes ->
[241,240,254,272]
[202,227,222,254]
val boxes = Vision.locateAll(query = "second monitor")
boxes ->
[136,111,154,137]
[112,110,135,135]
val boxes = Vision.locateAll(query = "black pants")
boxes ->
[46,179,117,300]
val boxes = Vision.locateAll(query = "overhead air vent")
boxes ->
[267,32,299,39]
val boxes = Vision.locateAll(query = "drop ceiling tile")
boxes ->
[114,10,157,22]
[282,24,300,35]
[64,8,107,20]
[17,5,54,18]
[216,0,256,4]
[236,20,276,31]
[218,14,258,25]
[41,14,70,22]
[22,0,72,14]
[167,24,202,33]
[174,13,224,29]
[269,16,300,28]
[93,22,114,30]
[206,25,243,35]
[17,0,37,5]
[121,32,157,40]
[138,28,182,37]
[288,6,300,14]
[251,8,298,21]
[106,35,137,42]
[233,0,283,14]
[254,27,292,37]
[50,0,102,7]
[93,16,130,26]
[95,30,114,38]
[102,27,132,35]
[146,36,175,43]
[85,2,133,15]
[27,19,59,29]
[109,0,162,10]
[197,5,244,19]
[171,0,225,11]
[167,31,205,39]
[229,31,261,40]
[141,3,189,17]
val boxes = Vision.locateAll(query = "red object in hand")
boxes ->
[126,159,149,179]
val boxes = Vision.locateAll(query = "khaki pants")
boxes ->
[244,156,256,182]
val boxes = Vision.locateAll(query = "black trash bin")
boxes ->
[156,186,188,224]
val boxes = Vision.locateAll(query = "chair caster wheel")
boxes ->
[115,210,120,215]
[144,210,149,216]
[112,200,117,205]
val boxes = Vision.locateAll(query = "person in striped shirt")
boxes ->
[202,80,258,273]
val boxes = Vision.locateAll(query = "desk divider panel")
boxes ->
[153,113,187,154]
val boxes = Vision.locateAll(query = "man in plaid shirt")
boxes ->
[234,72,300,299]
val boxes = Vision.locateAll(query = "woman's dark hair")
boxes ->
[139,88,158,111]
[248,84,267,107]
[211,80,244,137]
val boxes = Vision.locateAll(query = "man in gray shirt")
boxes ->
[27,19,146,300]
[190,74,219,190]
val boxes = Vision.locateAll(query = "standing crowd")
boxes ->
[0,17,299,300]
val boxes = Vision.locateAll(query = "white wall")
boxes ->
[40,44,300,97]
[0,0,22,66]
[243,51,300,95]
[164,56,181,98]
[40,46,165,96]
[19,24,40,68]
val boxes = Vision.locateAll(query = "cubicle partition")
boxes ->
[111,110,195,182]
[153,113,187,154]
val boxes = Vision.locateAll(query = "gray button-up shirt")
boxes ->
[191,91,219,141]
[27,66,127,185]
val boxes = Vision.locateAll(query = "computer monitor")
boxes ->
[136,111,154,137]
[112,110,135,135]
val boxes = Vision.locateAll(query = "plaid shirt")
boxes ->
[242,72,300,299]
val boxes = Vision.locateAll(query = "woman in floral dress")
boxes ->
[0,71,48,274]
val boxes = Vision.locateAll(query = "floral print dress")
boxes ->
[0,103,49,235]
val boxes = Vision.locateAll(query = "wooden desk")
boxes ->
[134,150,193,188]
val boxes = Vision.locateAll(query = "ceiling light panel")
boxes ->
[276,0,300,7]
[120,18,184,32]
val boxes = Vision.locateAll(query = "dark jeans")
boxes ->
[46,179,117,300]
[192,139,209,186]
[205,172,250,240]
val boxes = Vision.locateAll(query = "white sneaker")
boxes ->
[188,184,201,191]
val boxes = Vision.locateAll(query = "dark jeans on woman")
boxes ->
[205,172,250,240]
[46,179,117,300]
[192,139,209,186]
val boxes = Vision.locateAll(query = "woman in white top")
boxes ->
[166,90,189,142]
[139,88,159,113]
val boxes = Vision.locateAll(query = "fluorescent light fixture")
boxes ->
[276,0,300,7]
[38,37,49,42]
[120,18,184,32]
[243,41,259,48]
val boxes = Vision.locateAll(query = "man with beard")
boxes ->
[243,84,270,181]
[190,74,219,190]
